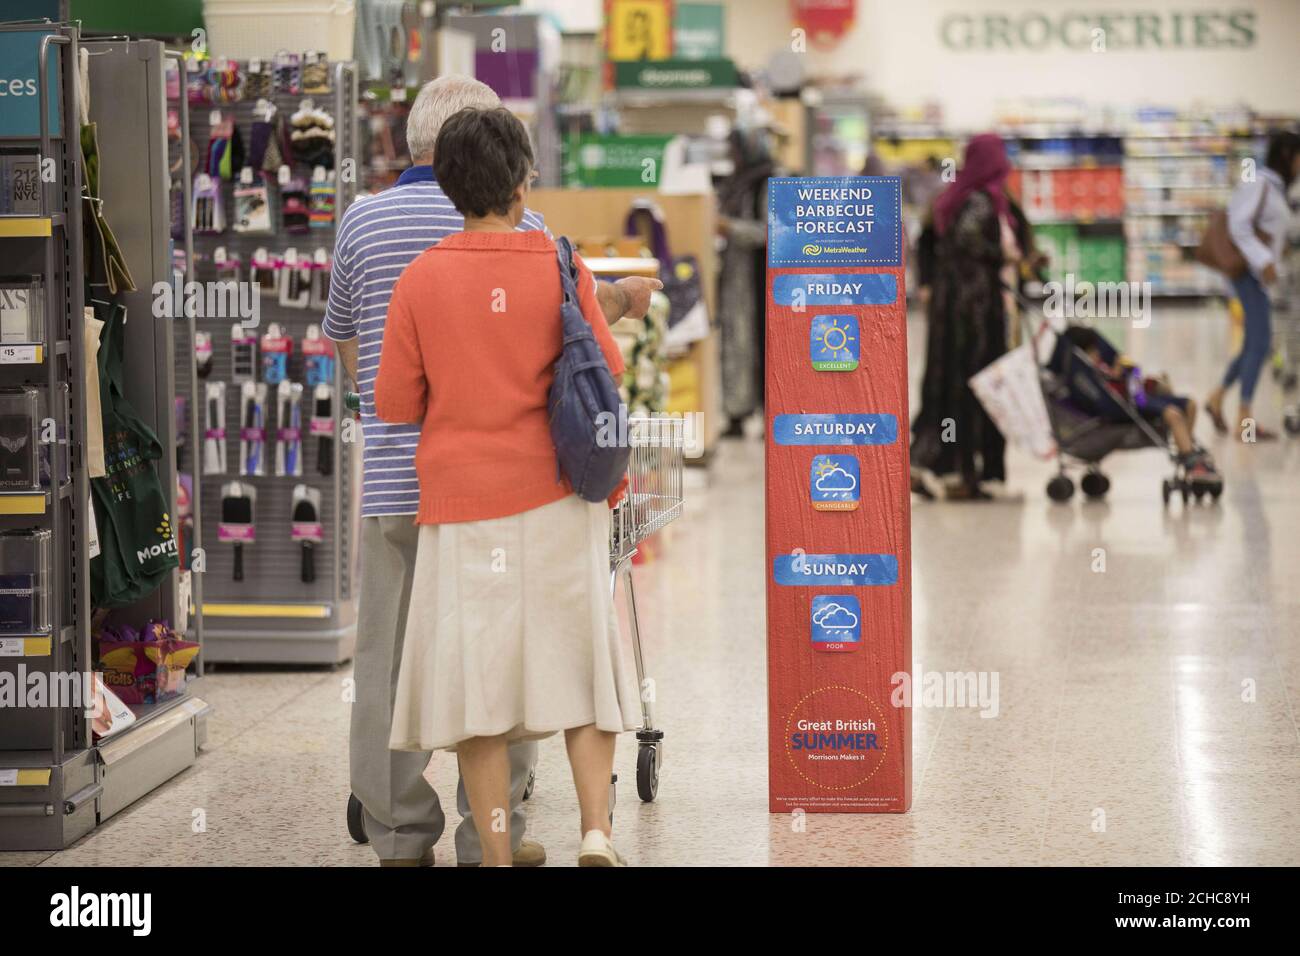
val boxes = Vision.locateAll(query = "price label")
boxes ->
[0,638,23,657]
[0,345,39,364]
[0,770,16,787]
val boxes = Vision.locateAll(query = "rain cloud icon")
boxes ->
[814,466,857,494]
[812,602,859,631]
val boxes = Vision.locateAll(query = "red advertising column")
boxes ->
[765,176,912,813]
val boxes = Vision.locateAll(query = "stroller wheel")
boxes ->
[1162,478,1172,506]
[1046,475,1074,502]
[636,742,660,803]
[1181,484,1191,505]
[1081,471,1110,499]
[347,792,368,845]
[1285,411,1300,435]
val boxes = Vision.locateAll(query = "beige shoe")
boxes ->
[457,837,547,868]
[578,830,627,867]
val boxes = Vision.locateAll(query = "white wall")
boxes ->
[721,0,1300,128]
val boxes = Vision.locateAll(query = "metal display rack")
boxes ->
[0,21,93,851]
[0,25,209,851]
[172,57,360,664]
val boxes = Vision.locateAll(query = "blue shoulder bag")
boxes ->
[549,237,630,502]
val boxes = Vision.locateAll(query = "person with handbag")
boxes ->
[1204,131,1300,441]
[374,107,641,867]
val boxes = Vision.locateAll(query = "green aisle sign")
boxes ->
[613,58,737,90]
[674,4,725,60]
[565,134,673,188]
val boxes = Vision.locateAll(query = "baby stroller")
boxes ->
[1016,294,1222,506]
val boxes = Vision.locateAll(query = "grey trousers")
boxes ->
[350,514,537,863]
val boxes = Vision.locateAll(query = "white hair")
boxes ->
[406,75,501,163]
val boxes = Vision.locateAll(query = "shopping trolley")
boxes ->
[346,415,686,844]
[1276,241,1300,435]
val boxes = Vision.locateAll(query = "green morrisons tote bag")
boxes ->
[88,299,179,608]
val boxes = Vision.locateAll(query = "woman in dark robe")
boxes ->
[911,134,1016,500]
[717,129,777,435]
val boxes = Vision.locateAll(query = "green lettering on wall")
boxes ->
[935,8,1257,53]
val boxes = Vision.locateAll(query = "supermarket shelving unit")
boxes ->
[0,25,208,851]
[1122,116,1264,296]
[0,21,94,851]
[172,57,361,664]
[872,107,1283,299]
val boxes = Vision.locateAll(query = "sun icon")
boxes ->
[816,318,856,360]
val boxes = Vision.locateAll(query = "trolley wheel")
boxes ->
[1080,471,1110,499]
[1046,475,1074,502]
[1285,411,1300,435]
[1282,371,1298,392]
[636,743,660,803]
[1161,478,1172,506]
[346,792,368,845]
[522,768,535,801]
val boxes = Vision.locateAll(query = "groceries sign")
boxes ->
[941,7,1258,51]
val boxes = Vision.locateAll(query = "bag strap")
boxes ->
[1250,179,1268,230]
[555,235,580,304]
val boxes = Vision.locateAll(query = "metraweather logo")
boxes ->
[49,886,151,936]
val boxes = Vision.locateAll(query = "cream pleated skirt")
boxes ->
[389,494,641,753]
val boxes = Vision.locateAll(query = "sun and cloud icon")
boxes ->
[811,454,860,509]
[811,594,862,644]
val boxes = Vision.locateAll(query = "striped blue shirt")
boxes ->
[323,168,547,517]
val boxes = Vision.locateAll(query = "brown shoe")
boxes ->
[457,837,547,868]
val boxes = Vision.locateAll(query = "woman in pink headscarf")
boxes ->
[911,133,1020,501]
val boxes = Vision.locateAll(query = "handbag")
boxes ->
[88,300,180,608]
[548,237,631,503]
[1195,184,1272,279]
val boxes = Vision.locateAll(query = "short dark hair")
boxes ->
[432,107,534,218]
[1265,130,1300,190]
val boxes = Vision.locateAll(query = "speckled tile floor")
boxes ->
[3,303,1298,866]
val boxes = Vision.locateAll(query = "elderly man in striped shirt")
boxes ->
[325,75,660,867]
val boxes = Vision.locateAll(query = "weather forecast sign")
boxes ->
[767,176,902,267]
[765,175,912,813]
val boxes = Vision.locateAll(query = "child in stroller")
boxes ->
[1050,326,1223,499]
